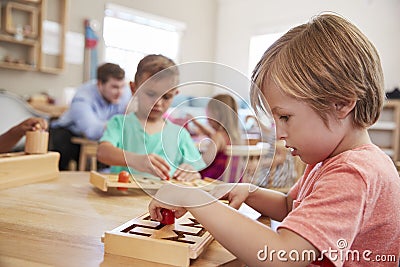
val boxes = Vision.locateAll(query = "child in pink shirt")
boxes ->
[148,13,400,266]
[188,94,242,181]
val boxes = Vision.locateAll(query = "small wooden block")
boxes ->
[160,208,175,225]
[90,171,220,192]
[24,131,49,154]
[103,212,214,266]
[0,151,60,190]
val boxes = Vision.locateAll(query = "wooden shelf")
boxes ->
[0,0,67,73]
[4,1,39,38]
[369,121,397,130]
[0,34,38,69]
[0,33,37,45]
[20,0,42,3]
[0,61,36,70]
[39,0,68,73]
[368,100,400,161]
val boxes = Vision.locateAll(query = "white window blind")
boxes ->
[248,32,285,77]
[103,4,185,80]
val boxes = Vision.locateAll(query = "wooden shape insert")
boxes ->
[103,212,214,266]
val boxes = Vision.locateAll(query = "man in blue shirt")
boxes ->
[50,63,131,170]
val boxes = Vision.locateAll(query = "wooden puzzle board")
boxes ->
[103,212,214,266]
[90,171,220,192]
[0,151,59,189]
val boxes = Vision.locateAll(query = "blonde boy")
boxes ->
[148,14,400,266]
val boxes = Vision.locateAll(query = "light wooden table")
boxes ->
[0,172,239,267]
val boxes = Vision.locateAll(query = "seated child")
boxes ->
[187,94,242,181]
[97,54,205,181]
[149,14,400,266]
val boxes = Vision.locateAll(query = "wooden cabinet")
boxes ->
[4,1,39,38]
[368,100,400,162]
[0,0,68,73]
[39,0,68,73]
[0,33,38,70]
[0,0,40,70]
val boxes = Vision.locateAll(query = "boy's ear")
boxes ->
[334,100,357,119]
[129,81,136,95]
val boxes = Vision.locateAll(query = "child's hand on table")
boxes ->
[173,163,201,182]
[149,183,216,222]
[149,198,187,222]
[210,183,257,209]
[148,183,189,222]
[130,153,171,180]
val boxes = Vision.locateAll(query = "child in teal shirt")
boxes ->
[100,112,204,177]
[97,55,205,181]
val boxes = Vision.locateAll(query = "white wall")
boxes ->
[216,0,400,99]
[0,0,217,101]
[1,0,399,102]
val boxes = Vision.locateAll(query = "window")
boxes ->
[248,31,286,77]
[103,4,185,80]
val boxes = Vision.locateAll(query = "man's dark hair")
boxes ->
[97,63,125,84]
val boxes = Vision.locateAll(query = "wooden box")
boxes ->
[0,151,59,189]
[103,212,214,266]
[90,171,219,192]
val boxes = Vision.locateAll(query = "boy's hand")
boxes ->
[148,182,215,220]
[149,198,187,222]
[173,163,201,182]
[148,183,189,221]
[210,183,256,209]
[134,153,171,180]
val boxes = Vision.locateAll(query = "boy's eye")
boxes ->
[146,92,156,97]
[279,115,289,122]
[162,94,173,100]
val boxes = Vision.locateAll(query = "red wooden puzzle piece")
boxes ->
[117,171,130,191]
[160,208,175,225]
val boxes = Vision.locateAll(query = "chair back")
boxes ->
[222,142,272,185]
[0,90,49,151]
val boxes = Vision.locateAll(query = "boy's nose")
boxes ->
[276,126,287,141]
[154,98,163,106]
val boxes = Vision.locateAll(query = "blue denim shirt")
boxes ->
[51,80,131,140]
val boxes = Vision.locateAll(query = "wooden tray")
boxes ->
[102,212,214,266]
[90,171,219,192]
[0,151,59,190]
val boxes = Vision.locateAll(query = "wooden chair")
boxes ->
[222,142,273,184]
[0,90,49,151]
[70,137,98,171]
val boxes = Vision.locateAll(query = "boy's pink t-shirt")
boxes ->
[278,144,400,267]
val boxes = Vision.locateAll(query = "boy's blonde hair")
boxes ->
[207,94,241,144]
[135,54,178,83]
[251,13,384,128]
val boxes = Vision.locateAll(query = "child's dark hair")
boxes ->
[135,54,178,83]
[97,63,125,84]
[251,13,384,128]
